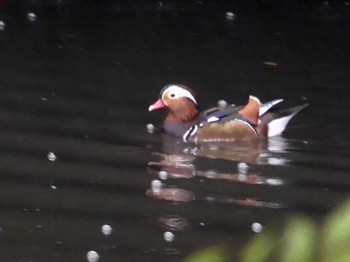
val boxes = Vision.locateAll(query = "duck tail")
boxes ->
[258,101,309,138]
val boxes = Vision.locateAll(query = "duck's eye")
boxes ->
[170,93,175,98]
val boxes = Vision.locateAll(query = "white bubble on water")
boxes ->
[158,170,168,180]
[225,12,236,20]
[237,162,248,174]
[47,152,57,162]
[217,99,228,110]
[151,179,162,194]
[164,231,175,242]
[251,222,263,233]
[151,179,162,189]
[51,185,57,190]
[86,250,99,262]
[146,123,155,134]
[101,224,112,236]
[27,12,37,22]
[0,21,5,31]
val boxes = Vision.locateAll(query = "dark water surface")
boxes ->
[1,1,350,261]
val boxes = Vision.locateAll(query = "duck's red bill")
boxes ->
[149,99,165,111]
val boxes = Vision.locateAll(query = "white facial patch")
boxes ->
[162,85,197,105]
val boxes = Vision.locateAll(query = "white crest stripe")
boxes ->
[162,85,197,105]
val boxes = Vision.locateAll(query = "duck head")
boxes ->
[149,84,199,122]
[149,84,200,137]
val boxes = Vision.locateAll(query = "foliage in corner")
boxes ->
[185,200,350,262]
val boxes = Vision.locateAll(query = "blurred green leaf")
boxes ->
[328,252,350,262]
[322,202,350,261]
[184,245,230,262]
[241,229,277,262]
[280,216,317,262]
[185,200,350,262]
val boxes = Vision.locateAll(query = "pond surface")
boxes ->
[0,1,350,261]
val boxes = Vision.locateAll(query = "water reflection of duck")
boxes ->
[151,134,289,166]
[148,135,288,182]
[148,84,308,142]
[146,136,285,208]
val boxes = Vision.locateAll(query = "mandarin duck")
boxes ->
[148,84,308,142]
